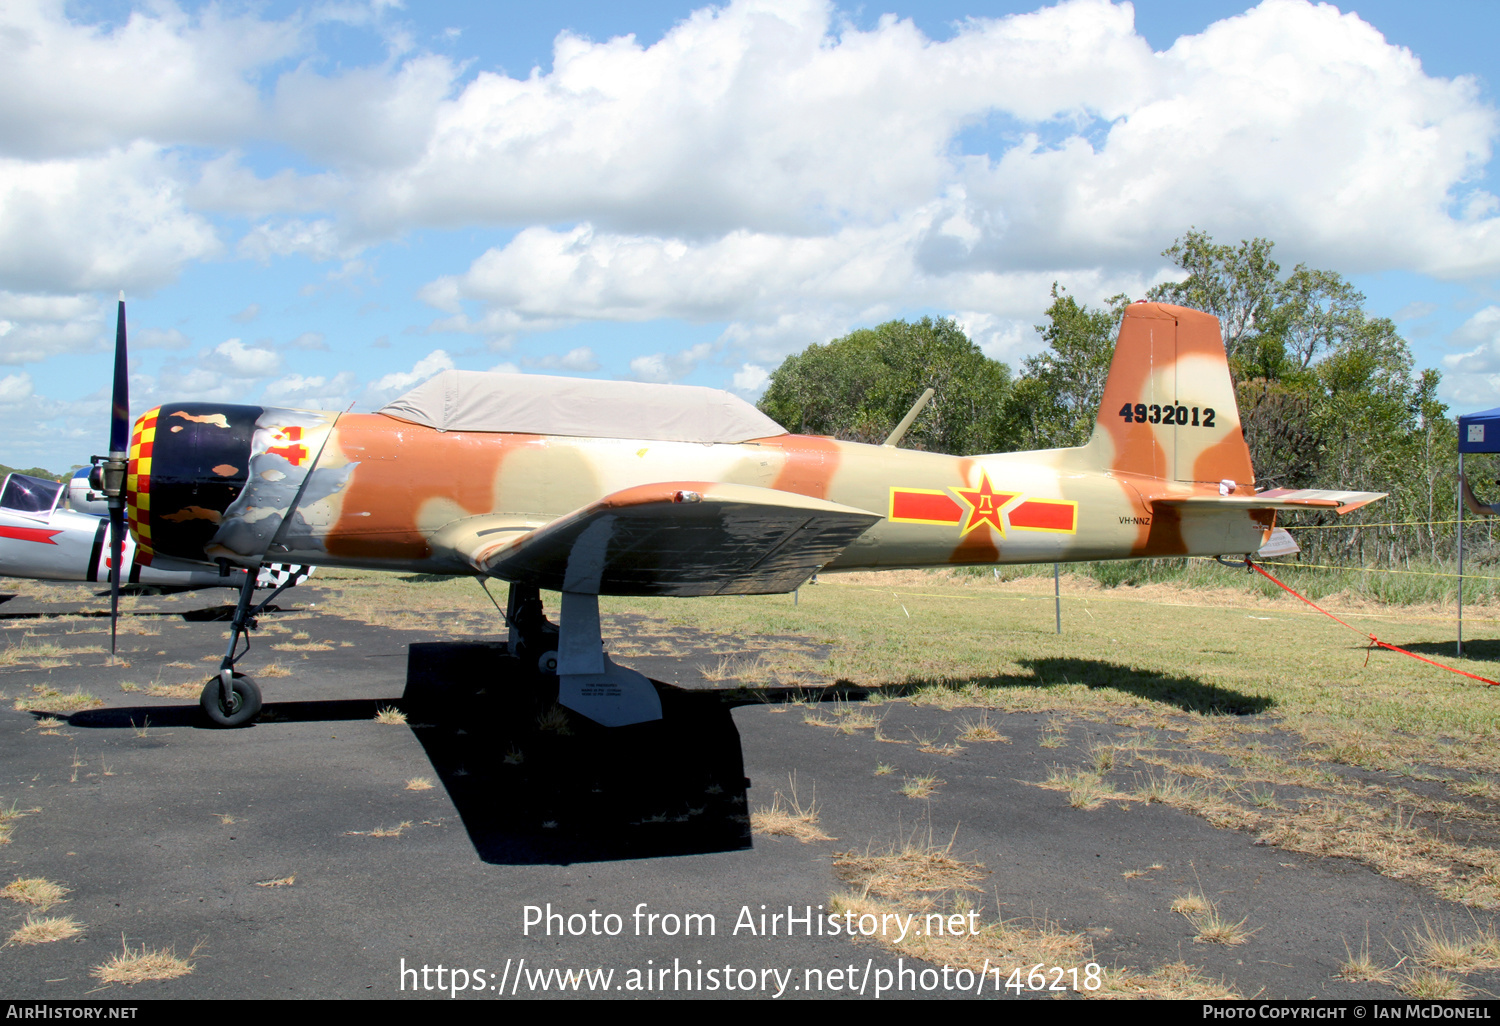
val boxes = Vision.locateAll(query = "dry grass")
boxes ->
[1191,908,1257,946]
[536,704,572,735]
[957,714,1009,743]
[345,821,413,838]
[750,774,831,843]
[374,706,407,725]
[1409,919,1500,973]
[14,686,101,713]
[0,640,73,667]
[1100,961,1239,1000]
[1173,893,1256,945]
[144,682,200,699]
[8,915,82,946]
[829,890,1095,982]
[699,654,759,682]
[831,705,884,735]
[1399,968,1470,999]
[832,833,985,905]
[254,875,295,888]
[0,801,38,831]
[258,662,292,679]
[2,877,68,910]
[900,774,942,799]
[1089,742,1117,774]
[91,939,197,984]
[1170,892,1211,917]
[1039,766,1118,810]
[1336,932,1396,984]
[404,777,434,791]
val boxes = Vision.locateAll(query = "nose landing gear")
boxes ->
[199,564,305,727]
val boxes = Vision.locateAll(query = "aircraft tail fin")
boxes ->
[1083,302,1255,489]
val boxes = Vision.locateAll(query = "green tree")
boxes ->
[1147,229,1281,362]
[757,317,1014,455]
[1267,265,1366,370]
[1008,284,1129,449]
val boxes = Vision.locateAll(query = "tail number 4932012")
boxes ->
[1119,403,1215,427]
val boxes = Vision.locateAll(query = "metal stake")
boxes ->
[1458,451,1465,658]
[1054,562,1061,634]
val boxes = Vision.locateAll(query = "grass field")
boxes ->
[316,562,1500,913]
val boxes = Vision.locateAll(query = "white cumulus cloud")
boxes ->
[211,338,282,377]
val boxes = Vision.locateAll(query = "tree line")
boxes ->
[758,230,1480,569]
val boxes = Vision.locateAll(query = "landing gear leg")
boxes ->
[555,590,662,728]
[506,583,559,675]
[199,565,301,728]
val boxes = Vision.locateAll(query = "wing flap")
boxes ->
[435,482,882,596]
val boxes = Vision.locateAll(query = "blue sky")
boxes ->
[1,0,1498,471]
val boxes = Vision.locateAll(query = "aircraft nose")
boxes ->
[127,403,263,564]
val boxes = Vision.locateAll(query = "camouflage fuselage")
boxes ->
[124,303,1273,585]
[161,416,1264,578]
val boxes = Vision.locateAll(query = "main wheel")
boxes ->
[200,673,263,727]
[536,649,559,676]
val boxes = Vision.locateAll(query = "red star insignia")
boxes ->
[951,472,1016,537]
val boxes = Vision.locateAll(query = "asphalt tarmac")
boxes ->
[0,580,1495,1000]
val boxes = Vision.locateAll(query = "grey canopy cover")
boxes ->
[377,370,787,444]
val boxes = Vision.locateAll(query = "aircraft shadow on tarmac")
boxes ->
[869,657,1274,715]
[65,641,755,867]
[0,601,287,621]
[400,642,753,866]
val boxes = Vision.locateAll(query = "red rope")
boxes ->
[1248,560,1500,688]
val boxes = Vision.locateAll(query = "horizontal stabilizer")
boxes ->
[1250,488,1387,515]
[1151,488,1386,516]
[436,482,882,596]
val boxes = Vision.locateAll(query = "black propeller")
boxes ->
[90,293,130,653]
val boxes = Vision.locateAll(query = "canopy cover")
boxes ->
[1459,407,1500,453]
[377,370,788,444]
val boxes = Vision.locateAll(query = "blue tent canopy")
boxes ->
[1459,407,1500,453]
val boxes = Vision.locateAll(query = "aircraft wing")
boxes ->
[1151,488,1387,516]
[432,482,882,596]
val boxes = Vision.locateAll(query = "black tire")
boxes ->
[200,673,262,727]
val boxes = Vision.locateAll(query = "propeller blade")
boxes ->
[108,292,128,654]
[109,507,124,654]
[110,292,129,455]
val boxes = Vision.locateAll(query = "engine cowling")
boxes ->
[127,403,262,564]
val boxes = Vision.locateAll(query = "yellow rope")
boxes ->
[1252,559,1500,583]
[1283,519,1463,530]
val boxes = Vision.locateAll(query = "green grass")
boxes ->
[964,555,1500,607]
[321,565,1500,773]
